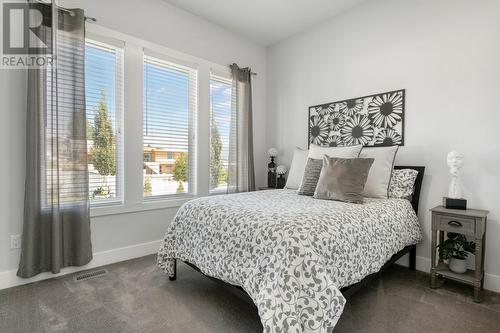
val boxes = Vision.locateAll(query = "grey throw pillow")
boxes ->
[297,158,323,196]
[313,156,374,204]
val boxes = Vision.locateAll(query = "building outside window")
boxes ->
[143,53,197,197]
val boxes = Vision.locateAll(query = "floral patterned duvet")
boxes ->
[157,189,421,332]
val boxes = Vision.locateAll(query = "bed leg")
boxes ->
[409,245,416,271]
[169,259,177,281]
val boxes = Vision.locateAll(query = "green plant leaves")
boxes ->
[437,232,475,260]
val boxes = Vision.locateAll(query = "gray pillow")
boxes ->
[297,158,323,196]
[298,145,363,196]
[313,156,374,204]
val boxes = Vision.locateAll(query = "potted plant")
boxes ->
[437,232,475,273]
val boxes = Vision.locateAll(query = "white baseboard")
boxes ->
[484,272,500,293]
[395,253,431,272]
[0,239,162,291]
[416,255,431,272]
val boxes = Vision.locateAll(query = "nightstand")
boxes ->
[430,206,489,302]
[258,186,278,190]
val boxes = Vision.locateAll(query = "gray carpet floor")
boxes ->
[1,255,499,333]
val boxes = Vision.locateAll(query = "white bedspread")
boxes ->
[157,189,421,332]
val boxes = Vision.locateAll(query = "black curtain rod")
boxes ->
[231,63,257,76]
[34,0,97,23]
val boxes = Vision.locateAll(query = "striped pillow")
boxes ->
[297,158,323,196]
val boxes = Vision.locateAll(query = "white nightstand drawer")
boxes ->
[437,215,475,235]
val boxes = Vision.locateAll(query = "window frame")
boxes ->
[84,35,125,207]
[209,71,233,195]
[85,24,235,217]
[142,51,198,200]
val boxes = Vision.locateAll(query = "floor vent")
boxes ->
[74,269,108,282]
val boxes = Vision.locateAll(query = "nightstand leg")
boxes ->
[431,272,437,289]
[474,283,481,303]
[474,236,483,303]
[430,228,437,289]
[439,230,444,246]
[481,232,486,291]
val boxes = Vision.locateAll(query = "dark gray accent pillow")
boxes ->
[313,156,374,204]
[297,158,323,196]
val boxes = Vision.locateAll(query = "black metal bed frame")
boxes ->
[168,166,425,301]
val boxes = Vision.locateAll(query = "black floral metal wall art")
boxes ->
[309,114,330,144]
[308,89,405,147]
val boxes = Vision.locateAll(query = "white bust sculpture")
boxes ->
[447,151,464,199]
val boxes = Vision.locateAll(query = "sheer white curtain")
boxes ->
[227,63,255,193]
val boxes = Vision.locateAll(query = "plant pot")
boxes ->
[449,257,467,274]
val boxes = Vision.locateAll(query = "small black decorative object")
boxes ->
[267,148,278,188]
[276,175,286,189]
[308,89,405,147]
[443,197,467,210]
[268,158,276,188]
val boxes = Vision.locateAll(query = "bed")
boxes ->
[157,166,424,332]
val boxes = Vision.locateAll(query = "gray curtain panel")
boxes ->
[18,4,92,278]
[227,63,255,193]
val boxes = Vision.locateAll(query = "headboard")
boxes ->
[308,89,406,148]
[394,165,425,213]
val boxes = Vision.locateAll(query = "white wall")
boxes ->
[0,0,267,288]
[267,0,500,290]
[3,0,499,292]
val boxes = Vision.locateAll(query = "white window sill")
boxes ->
[90,195,195,217]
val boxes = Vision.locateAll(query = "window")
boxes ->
[85,39,124,204]
[82,26,245,215]
[209,73,232,193]
[143,53,197,198]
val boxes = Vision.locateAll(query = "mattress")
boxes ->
[157,189,422,332]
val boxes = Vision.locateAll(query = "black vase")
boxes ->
[276,175,286,189]
[267,157,276,188]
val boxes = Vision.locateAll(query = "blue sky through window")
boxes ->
[85,44,117,129]
[143,61,190,151]
[210,78,232,165]
[84,44,234,197]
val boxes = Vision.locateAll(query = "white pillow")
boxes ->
[308,144,363,160]
[359,146,399,198]
[285,147,309,190]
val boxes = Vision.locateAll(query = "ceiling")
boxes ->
[163,0,367,46]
